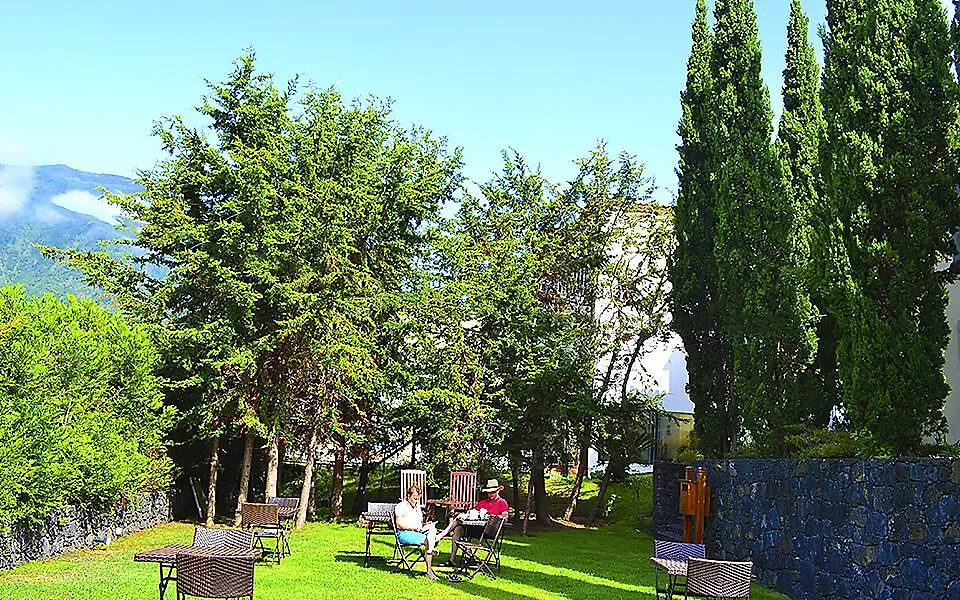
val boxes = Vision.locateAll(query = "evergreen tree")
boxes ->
[711,0,817,452]
[670,0,733,457]
[776,0,835,430]
[822,0,959,454]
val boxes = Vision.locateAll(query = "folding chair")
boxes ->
[192,526,254,550]
[654,540,705,599]
[684,558,753,600]
[176,552,255,600]
[267,496,299,556]
[363,502,395,567]
[241,503,285,565]
[454,515,506,580]
[390,508,426,576]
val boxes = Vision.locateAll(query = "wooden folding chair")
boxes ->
[454,516,506,580]
[390,508,426,576]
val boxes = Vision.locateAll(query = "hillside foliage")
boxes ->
[0,286,173,527]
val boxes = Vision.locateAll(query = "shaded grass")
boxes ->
[0,518,788,600]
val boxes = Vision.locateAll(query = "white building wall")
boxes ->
[942,278,960,443]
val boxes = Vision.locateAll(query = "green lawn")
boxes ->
[0,518,788,599]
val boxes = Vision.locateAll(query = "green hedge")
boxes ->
[0,286,173,527]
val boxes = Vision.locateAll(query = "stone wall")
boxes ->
[652,459,960,600]
[651,461,687,541]
[0,491,171,570]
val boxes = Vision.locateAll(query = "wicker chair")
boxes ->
[240,503,285,565]
[176,552,255,600]
[192,527,254,550]
[267,496,299,556]
[684,558,753,600]
[654,540,706,599]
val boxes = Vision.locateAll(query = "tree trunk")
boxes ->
[307,476,316,520]
[532,445,550,526]
[234,430,255,526]
[296,424,319,529]
[205,436,220,527]
[352,456,372,515]
[510,450,521,524]
[409,429,416,467]
[522,468,534,536]
[588,459,615,524]
[278,437,286,493]
[265,433,280,500]
[564,435,590,521]
[330,442,345,520]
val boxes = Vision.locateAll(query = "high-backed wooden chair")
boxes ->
[448,471,477,511]
[400,470,428,508]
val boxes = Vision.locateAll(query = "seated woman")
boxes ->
[437,478,509,567]
[395,484,439,580]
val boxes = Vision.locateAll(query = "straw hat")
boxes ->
[480,478,503,493]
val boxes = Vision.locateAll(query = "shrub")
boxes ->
[0,287,173,527]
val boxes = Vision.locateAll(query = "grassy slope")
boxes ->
[0,474,787,600]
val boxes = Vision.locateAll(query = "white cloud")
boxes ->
[944,0,956,19]
[50,190,122,225]
[32,204,67,224]
[0,164,35,217]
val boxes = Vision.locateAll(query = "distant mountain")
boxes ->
[0,164,140,299]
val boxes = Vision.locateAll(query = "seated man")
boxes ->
[395,484,439,580]
[437,478,509,567]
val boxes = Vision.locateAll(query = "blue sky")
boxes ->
[0,1,953,200]
[0,0,836,198]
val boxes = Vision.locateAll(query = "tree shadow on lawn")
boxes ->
[452,563,656,600]
[498,526,655,588]
[333,550,657,599]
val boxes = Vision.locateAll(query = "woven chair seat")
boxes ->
[176,551,255,600]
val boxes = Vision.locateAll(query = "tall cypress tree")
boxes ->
[710,0,817,451]
[776,0,835,429]
[670,0,732,457]
[822,0,959,454]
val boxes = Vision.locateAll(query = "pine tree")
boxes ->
[822,0,959,454]
[776,0,835,429]
[670,0,733,457]
[709,0,817,452]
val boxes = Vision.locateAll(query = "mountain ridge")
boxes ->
[0,164,140,298]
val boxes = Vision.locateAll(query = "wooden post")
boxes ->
[694,468,707,544]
